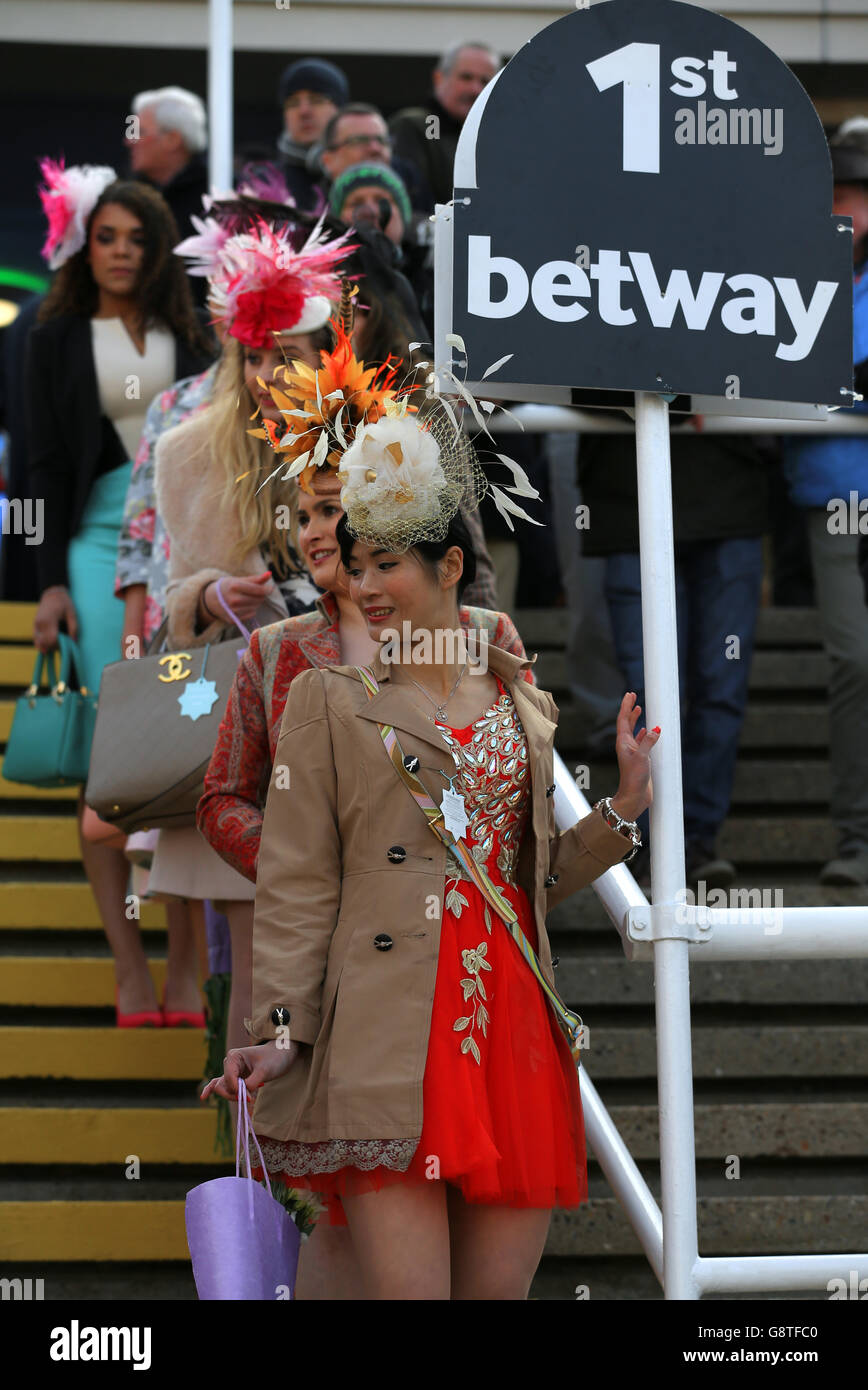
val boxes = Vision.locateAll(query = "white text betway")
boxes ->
[467,237,838,363]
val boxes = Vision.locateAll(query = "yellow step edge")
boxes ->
[0,883,166,929]
[0,602,37,642]
[0,1201,189,1261]
[1,646,44,686]
[0,776,78,800]
[0,1108,224,1164]
[0,817,81,861]
[0,958,169,1006]
[0,700,13,740]
[0,1028,204,1080]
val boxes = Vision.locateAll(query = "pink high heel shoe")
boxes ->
[115,988,163,1029]
[161,986,205,1029]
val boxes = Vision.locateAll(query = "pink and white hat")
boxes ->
[205,215,356,349]
[38,157,118,269]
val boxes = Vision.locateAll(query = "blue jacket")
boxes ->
[783,266,868,507]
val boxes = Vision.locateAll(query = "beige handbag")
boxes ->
[84,590,252,834]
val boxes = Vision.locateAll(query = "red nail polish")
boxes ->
[652,726,661,734]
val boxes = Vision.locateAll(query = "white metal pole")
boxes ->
[208,0,233,192]
[635,390,700,1299]
[580,1069,664,1284]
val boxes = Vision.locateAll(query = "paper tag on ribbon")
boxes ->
[440,787,469,841]
[178,677,219,721]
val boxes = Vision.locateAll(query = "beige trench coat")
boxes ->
[246,640,632,1144]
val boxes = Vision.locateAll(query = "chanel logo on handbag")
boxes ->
[157,653,192,683]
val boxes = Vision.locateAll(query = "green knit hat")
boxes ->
[329,162,412,228]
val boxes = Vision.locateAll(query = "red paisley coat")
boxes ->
[197,592,534,882]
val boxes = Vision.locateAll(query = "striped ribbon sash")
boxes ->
[356,666,585,1066]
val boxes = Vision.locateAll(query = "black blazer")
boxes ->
[24,312,214,593]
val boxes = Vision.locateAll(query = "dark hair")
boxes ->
[38,180,213,356]
[336,508,477,601]
[324,103,385,149]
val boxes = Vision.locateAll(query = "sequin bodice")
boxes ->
[434,682,531,887]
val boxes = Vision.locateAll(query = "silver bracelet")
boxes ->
[593,796,642,863]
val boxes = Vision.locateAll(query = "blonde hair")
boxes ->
[204,336,305,577]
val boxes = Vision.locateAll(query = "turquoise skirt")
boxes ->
[67,461,134,694]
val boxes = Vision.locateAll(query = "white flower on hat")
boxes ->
[339,414,448,537]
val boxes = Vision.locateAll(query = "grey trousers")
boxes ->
[807,509,868,851]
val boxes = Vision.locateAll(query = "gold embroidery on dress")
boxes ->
[438,689,530,1063]
[452,942,491,1065]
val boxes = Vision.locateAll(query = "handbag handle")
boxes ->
[24,633,86,698]
[214,578,254,645]
[235,1077,272,1197]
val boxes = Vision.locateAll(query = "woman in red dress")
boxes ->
[203,372,659,1299]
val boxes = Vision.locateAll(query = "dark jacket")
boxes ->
[388,97,463,209]
[135,153,209,243]
[577,432,770,556]
[24,312,214,593]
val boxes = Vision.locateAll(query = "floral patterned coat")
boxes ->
[114,363,217,643]
[196,592,535,883]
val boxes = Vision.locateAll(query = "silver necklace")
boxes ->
[408,655,469,722]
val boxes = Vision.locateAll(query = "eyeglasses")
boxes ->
[329,133,393,151]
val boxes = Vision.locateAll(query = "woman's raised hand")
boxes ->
[200,1038,301,1104]
[203,572,274,625]
[610,691,660,823]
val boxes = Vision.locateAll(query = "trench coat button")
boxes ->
[546,784,556,797]
[403,754,420,774]
[270,1006,290,1026]
[545,873,559,887]
[387,845,406,863]
[374,933,394,951]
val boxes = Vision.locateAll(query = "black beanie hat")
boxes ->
[278,58,349,109]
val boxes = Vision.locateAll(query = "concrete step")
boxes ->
[0,958,168,1007]
[552,703,829,752]
[547,1190,868,1259]
[0,1108,221,1164]
[535,650,830,696]
[2,1100,863,1165]
[557,957,868,1007]
[0,1201,189,1261]
[570,757,831,804]
[0,816,80,861]
[588,1100,868,1161]
[0,884,165,931]
[0,603,37,642]
[574,1026,868,1079]
[514,607,823,651]
[717,818,837,863]
[0,1029,202,1081]
[0,778,77,801]
[1,1187,863,1263]
[549,881,867,935]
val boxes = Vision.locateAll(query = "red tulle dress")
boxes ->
[255,676,587,1226]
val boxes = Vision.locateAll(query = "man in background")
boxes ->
[127,86,208,240]
[389,41,499,209]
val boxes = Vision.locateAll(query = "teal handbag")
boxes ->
[2,633,98,788]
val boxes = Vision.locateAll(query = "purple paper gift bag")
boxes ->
[186,1078,301,1300]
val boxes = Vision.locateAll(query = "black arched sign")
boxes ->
[446,0,853,407]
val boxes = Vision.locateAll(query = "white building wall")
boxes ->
[1,0,867,62]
